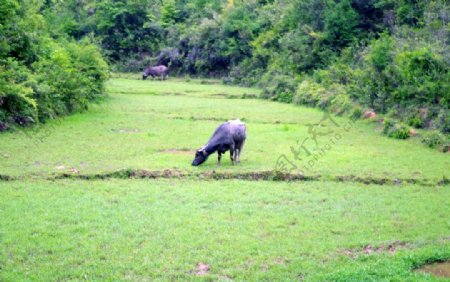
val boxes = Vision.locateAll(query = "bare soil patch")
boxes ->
[195,263,210,276]
[415,261,450,278]
[341,241,411,258]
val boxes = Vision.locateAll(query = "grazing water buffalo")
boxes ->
[142,65,169,80]
[192,119,246,166]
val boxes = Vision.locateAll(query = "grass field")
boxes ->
[0,75,449,281]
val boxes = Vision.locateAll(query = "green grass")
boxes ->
[0,179,449,281]
[0,77,449,281]
[0,77,448,180]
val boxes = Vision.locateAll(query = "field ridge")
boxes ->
[1,169,448,186]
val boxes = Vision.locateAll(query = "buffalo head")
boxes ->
[192,148,208,166]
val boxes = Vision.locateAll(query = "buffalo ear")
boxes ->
[201,150,207,156]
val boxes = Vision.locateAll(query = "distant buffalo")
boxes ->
[142,65,169,80]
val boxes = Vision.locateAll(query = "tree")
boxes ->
[324,0,358,50]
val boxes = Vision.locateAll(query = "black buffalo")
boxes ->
[192,119,246,166]
[142,65,169,80]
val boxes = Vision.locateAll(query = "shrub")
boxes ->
[389,124,410,139]
[31,40,108,120]
[0,59,37,126]
[393,48,448,108]
[435,109,450,133]
[383,119,410,139]
[294,80,359,117]
[0,2,109,130]
[229,57,266,86]
[382,118,395,134]
[329,89,353,115]
[350,106,363,120]
[421,131,445,148]
[294,80,326,107]
[260,75,298,103]
[0,40,108,128]
[337,30,449,134]
[408,116,423,128]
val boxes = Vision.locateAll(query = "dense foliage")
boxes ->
[0,0,108,131]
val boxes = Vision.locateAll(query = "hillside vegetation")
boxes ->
[0,1,108,130]
[30,0,449,138]
[1,1,449,144]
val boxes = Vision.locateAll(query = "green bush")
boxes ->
[388,124,410,139]
[350,106,363,120]
[294,80,326,107]
[383,119,410,139]
[421,131,445,149]
[393,48,448,107]
[329,90,353,116]
[0,59,37,125]
[435,109,450,133]
[294,79,359,117]
[31,40,108,121]
[407,117,423,128]
[382,118,395,134]
[0,0,109,130]
[260,75,298,103]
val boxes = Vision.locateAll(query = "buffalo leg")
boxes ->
[218,152,222,166]
[237,140,245,164]
[230,144,236,165]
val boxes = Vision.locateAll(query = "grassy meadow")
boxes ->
[0,76,449,281]
[0,76,448,181]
